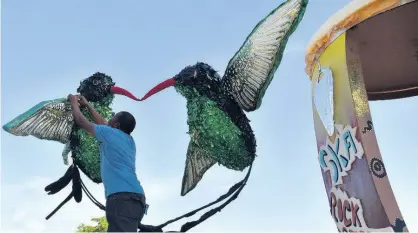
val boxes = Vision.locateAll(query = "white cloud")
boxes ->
[1,176,102,233]
[11,209,28,223]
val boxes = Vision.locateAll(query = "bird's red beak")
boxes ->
[138,78,175,101]
[110,86,141,101]
[110,78,175,101]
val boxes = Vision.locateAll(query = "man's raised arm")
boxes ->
[68,94,95,136]
[78,96,107,125]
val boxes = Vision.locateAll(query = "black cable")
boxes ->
[158,165,252,229]
[80,178,105,210]
[180,164,252,232]
[137,163,253,232]
[45,192,74,220]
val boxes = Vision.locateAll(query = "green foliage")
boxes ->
[175,85,253,170]
[76,216,108,232]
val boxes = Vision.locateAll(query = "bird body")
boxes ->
[69,95,115,182]
[171,63,256,194]
[174,63,256,168]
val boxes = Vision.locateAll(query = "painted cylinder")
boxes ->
[305,0,418,232]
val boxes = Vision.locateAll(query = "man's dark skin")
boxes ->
[68,94,146,232]
[68,94,113,133]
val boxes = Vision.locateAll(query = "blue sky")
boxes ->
[1,0,417,232]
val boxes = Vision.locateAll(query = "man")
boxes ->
[68,94,146,232]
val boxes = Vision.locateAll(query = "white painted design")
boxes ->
[318,124,364,186]
[313,62,335,136]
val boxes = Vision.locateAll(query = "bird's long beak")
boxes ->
[138,78,175,101]
[110,86,141,101]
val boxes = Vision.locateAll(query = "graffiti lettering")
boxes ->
[319,125,364,185]
[330,190,362,228]
[329,187,395,233]
[339,228,393,233]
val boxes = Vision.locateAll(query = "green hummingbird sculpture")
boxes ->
[139,0,308,197]
[2,72,142,218]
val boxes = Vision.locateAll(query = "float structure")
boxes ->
[305,0,417,232]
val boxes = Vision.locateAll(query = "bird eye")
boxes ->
[93,80,99,85]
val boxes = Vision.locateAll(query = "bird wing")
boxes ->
[2,98,74,144]
[181,140,216,196]
[221,0,308,112]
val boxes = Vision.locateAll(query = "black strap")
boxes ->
[45,164,105,220]
[160,164,251,229]
[80,178,105,210]
[46,192,74,220]
[137,163,253,232]
[180,164,252,232]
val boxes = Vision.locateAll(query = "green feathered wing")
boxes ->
[222,0,308,112]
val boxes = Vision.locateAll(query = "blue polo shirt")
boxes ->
[94,124,145,198]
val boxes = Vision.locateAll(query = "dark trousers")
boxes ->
[106,192,146,232]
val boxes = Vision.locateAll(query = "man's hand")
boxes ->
[78,96,90,108]
[68,93,95,136]
[68,94,106,126]
[67,94,79,106]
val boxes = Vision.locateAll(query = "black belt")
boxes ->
[107,192,146,205]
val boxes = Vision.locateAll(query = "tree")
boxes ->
[76,216,108,232]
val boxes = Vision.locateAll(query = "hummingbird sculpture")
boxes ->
[2,72,142,218]
[139,0,308,196]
